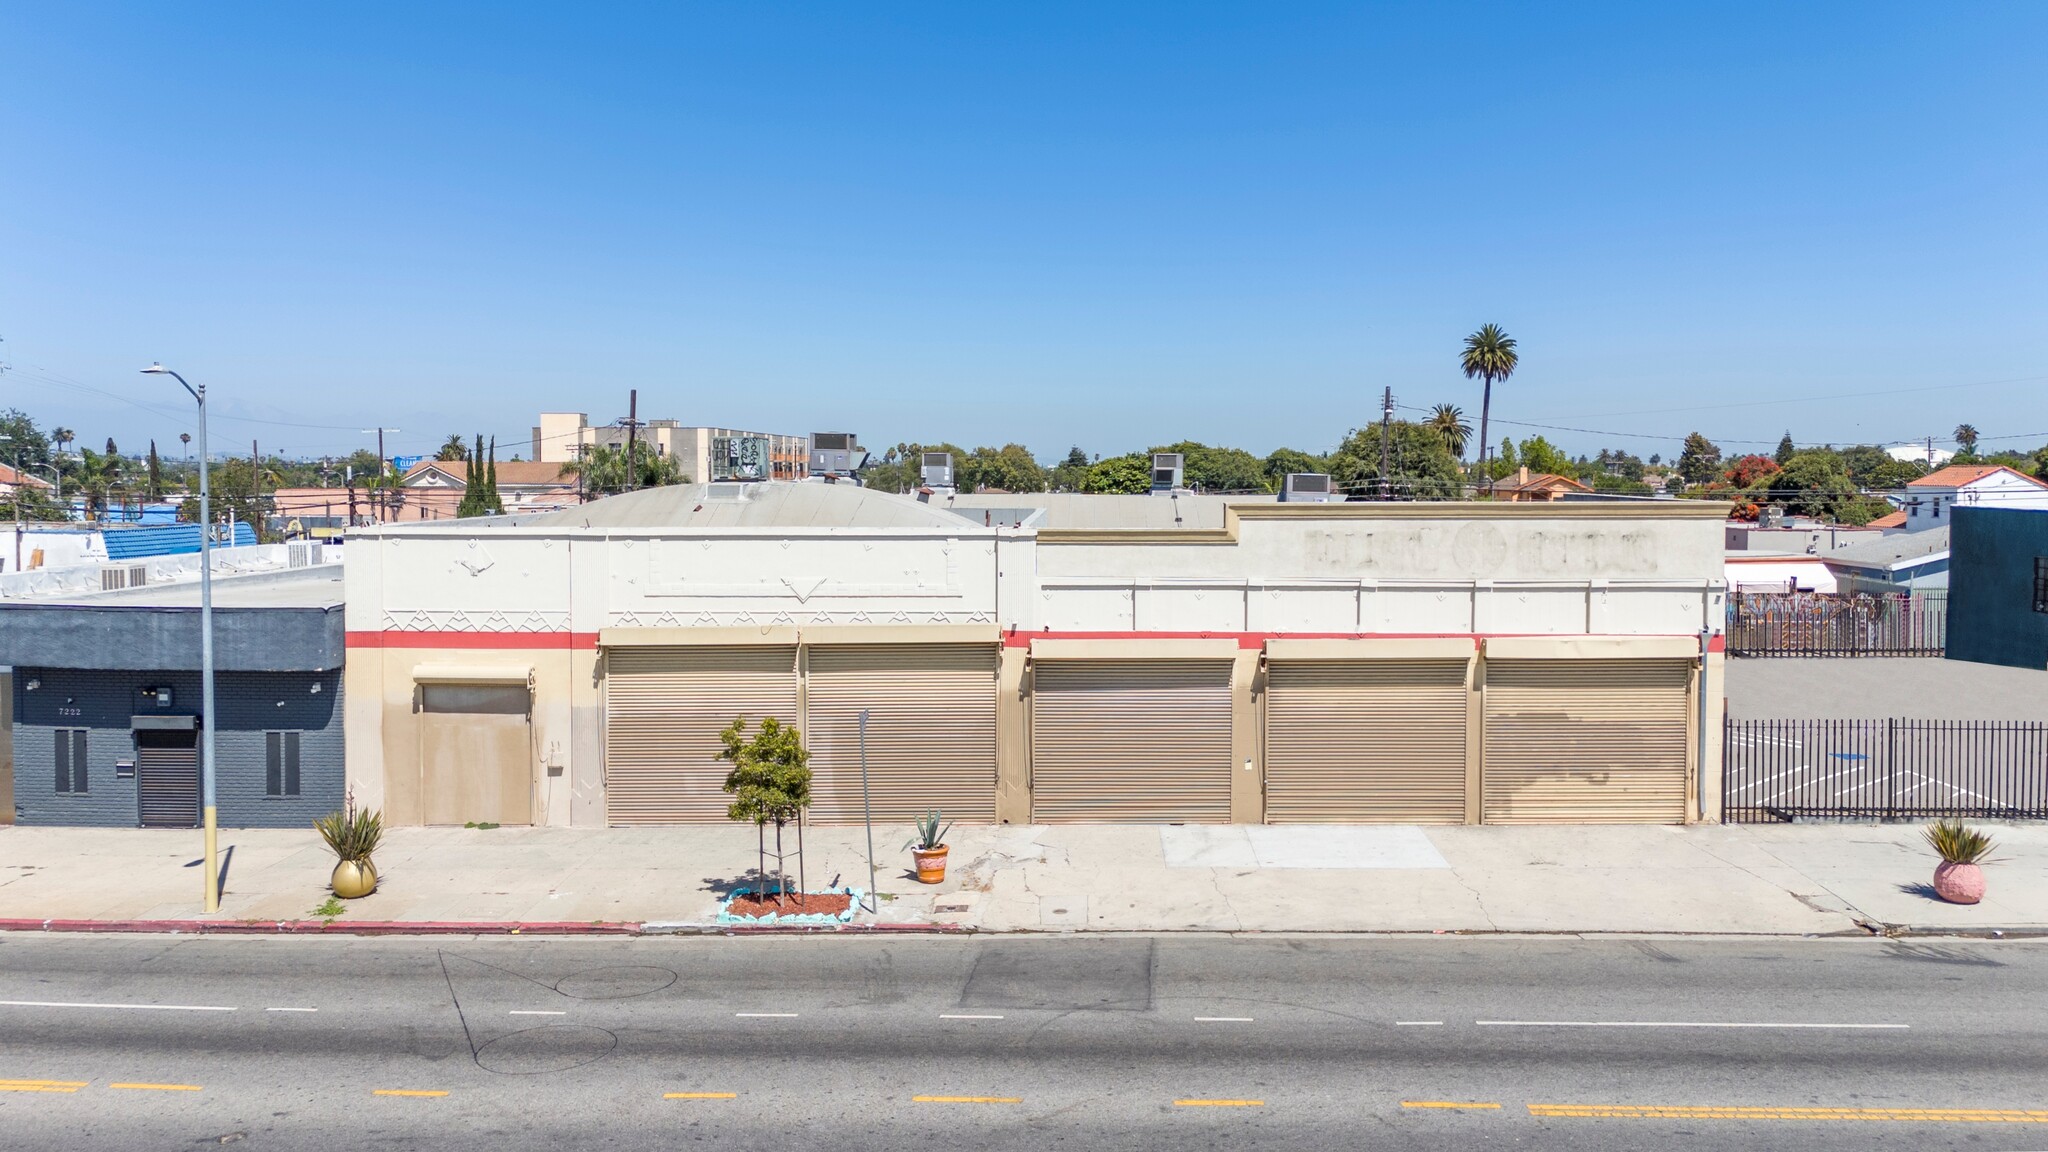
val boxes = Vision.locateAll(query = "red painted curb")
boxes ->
[0,918,641,936]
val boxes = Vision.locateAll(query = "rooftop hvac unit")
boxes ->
[1150,453,1185,493]
[809,432,868,478]
[1278,473,1336,503]
[920,452,955,490]
[100,564,149,591]
[288,542,325,568]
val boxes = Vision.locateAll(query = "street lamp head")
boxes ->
[141,363,169,375]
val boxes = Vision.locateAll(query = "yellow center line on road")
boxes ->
[1403,1101,1503,1110]
[1530,1104,2048,1123]
[1175,1099,1264,1107]
[0,1081,87,1094]
[373,1089,450,1098]
[913,1095,1022,1104]
[664,1093,738,1100]
[109,1083,202,1092]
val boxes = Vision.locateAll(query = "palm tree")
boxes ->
[1427,404,1473,459]
[1460,324,1519,487]
[1954,424,1979,456]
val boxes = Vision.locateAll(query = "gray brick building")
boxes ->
[1,565,344,827]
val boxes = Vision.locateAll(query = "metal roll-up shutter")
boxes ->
[1265,660,1468,824]
[804,644,998,824]
[1030,659,1233,823]
[137,730,199,828]
[1482,659,1691,824]
[604,645,799,825]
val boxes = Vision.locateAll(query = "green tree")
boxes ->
[485,437,503,513]
[458,435,488,517]
[1151,441,1269,493]
[437,435,470,462]
[1514,435,1574,476]
[1677,432,1722,486]
[1748,451,1861,521]
[563,443,687,497]
[0,409,53,471]
[1774,432,1796,465]
[1328,422,1463,500]
[1426,404,1473,460]
[959,444,1048,493]
[1048,446,1092,492]
[719,716,811,905]
[1262,448,1328,487]
[1080,454,1151,494]
[146,441,162,500]
[1954,424,1980,456]
[1461,324,1519,480]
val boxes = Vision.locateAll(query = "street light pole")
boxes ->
[144,364,219,914]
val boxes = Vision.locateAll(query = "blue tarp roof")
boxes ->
[101,522,257,560]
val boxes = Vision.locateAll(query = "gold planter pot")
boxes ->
[331,859,379,899]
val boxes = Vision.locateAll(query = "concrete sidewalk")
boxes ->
[2,821,2045,936]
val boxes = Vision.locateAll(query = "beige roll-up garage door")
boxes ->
[1265,660,1469,824]
[804,644,998,824]
[1030,659,1233,823]
[1482,659,1691,824]
[604,645,799,825]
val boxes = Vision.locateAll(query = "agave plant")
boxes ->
[1924,820,1994,865]
[315,793,384,865]
[905,810,952,852]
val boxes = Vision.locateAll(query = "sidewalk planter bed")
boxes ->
[716,886,865,926]
[906,810,954,884]
[1925,820,1993,905]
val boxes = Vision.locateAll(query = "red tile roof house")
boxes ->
[1492,466,1594,502]
[394,460,580,521]
[0,462,55,499]
[1898,465,2048,533]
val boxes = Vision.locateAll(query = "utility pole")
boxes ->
[361,427,400,523]
[1379,386,1394,501]
[620,390,644,493]
[251,440,260,539]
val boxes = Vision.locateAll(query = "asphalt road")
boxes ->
[1,933,2046,1150]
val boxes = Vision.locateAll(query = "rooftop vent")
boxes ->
[1278,473,1336,503]
[100,564,149,591]
[703,482,756,502]
[1150,453,1185,494]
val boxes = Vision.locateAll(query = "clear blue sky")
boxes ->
[3,2,2045,465]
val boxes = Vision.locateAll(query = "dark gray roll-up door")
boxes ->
[137,730,199,828]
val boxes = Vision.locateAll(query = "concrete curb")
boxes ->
[0,918,642,936]
[0,917,970,937]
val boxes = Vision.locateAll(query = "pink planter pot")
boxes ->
[1932,861,1985,905]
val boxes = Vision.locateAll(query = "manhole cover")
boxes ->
[475,1026,619,1074]
[554,966,678,1000]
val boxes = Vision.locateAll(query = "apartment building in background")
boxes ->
[531,412,809,482]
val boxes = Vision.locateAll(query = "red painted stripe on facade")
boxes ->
[348,629,1723,653]
[346,631,599,650]
[1003,631,1718,650]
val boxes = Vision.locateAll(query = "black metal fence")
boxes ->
[1728,591,1946,657]
[1724,717,2048,822]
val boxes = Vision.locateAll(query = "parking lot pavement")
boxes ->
[1725,657,2048,721]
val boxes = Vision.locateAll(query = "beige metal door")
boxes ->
[1265,659,1468,824]
[1482,659,1691,824]
[603,645,799,825]
[1030,659,1233,823]
[804,644,998,824]
[419,684,533,826]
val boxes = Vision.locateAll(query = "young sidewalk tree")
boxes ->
[719,716,812,906]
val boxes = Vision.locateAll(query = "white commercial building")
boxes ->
[344,483,1730,830]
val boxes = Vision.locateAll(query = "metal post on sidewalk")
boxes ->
[859,709,878,914]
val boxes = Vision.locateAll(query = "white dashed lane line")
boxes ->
[0,1000,236,1013]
